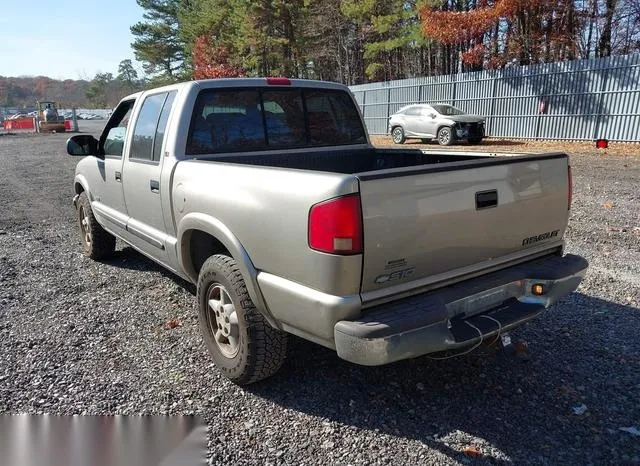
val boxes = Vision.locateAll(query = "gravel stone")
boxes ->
[0,131,638,465]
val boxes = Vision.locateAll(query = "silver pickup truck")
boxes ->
[67,78,588,384]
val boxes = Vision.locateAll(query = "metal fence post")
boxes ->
[592,59,611,141]
[534,96,542,140]
[451,74,457,106]
[361,90,368,133]
[488,73,498,137]
[386,86,392,134]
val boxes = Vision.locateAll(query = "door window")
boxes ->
[152,91,177,162]
[101,100,135,157]
[420,107,434,117]
[130,93,168,161]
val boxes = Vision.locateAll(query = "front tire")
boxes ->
[391,126,405,144]
[197,254,287,385]
[437,127,454,146]
[76,191,115,260]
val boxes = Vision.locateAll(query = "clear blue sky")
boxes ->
[0,0,146,80]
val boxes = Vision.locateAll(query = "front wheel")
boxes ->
[391,126,405,144]
[197,254,288,385]
[76,191,115,260]
[437,127,454,146]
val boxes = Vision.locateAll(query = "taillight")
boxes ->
[309,194,363,255]
[568,165,573,210]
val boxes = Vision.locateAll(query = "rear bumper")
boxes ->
[334,254,588,366]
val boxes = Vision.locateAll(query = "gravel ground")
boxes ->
[1,131,639,465]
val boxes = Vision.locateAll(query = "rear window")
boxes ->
[186,88,367,155]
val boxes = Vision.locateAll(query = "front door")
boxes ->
[90,99,136,237]
[121,90,177,264]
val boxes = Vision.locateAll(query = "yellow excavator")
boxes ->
[37,101,66,132]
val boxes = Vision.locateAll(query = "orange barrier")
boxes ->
[3,117,36,130]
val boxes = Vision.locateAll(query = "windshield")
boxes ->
[187,88,367,155]
[431,105,466,116]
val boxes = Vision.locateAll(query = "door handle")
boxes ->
[476,190,498,209]
[115,171,122,182]
[150,179,160,193]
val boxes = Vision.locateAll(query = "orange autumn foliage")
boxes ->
[421,0,516,45]
[421,0,580,67]
[192,35,245,80]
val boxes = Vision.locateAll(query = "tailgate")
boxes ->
[357,154,570,299]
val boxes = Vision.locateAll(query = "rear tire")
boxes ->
[197,254,288,385]
[76,191,115,260]
[391,126,406,144]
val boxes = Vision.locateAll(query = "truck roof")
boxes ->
[120,78,349,102]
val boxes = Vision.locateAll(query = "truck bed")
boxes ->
[198,147,484,174]
[200,147,566,180]
[192,147,570,303]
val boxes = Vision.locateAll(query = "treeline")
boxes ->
[132,0,640,84]
[0,60,146,109]
[3,0,638,109]
[0,76,90,109]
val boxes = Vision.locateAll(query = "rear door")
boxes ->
[122,90,177,261]
[357,155,570,300]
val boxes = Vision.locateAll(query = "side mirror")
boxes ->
[430,113,436,119]
[67,135,98,156]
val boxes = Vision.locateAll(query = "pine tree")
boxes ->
[131,0,185,81]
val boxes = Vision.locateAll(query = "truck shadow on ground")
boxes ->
[105,246,167,274]
[104,246,196,293]
[246,293,638,465]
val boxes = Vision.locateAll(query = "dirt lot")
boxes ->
[371,135,640,158]
[1,131,639,465]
